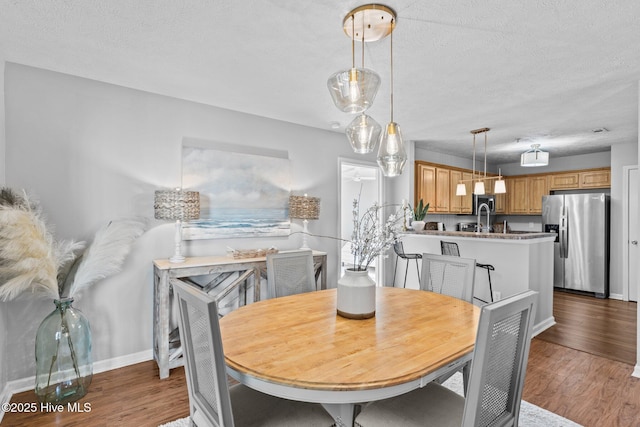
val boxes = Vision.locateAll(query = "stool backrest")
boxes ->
[440,240,461,257]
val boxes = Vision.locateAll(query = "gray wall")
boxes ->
[0,64,7,401]
[1,62,380,383]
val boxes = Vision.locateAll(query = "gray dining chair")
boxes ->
[419,253,476,389]
[172,279,334,427]
[266,249,316,299]
[420,253,476,303]
[355,290,538,427]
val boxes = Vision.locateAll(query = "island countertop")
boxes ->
[406,230,556,240]
[398,232,556,336]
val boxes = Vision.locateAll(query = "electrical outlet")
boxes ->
[493,291,501,301]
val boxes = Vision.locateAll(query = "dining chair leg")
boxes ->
[414,259,421,284]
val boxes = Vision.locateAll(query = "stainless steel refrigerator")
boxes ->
[542,193,609,298]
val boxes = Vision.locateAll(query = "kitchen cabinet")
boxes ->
[450,170,473,214]
[415,162,450,213]
[548,168,610,190]
[548,173,580,190]
[579,169,611,188]
[506,175,548,215]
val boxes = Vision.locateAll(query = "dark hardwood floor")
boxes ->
[537,289,637,365]
[3,290,639,427]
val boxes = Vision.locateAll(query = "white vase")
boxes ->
[411,220,426,231]
[337,269,376,319]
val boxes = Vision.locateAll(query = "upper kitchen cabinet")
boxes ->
[415,162,450,213]
[450,169,473,214]
[548,168,611,190]
[506,175,548,215]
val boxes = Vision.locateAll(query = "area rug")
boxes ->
[159,373,583,426]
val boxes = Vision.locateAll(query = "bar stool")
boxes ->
[440,240,494,303]
[393,241,422,288]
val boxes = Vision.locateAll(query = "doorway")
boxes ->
[338,159,383,284]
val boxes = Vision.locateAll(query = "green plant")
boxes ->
[411,199,430,221]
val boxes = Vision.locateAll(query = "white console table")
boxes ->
[153,251,327,379]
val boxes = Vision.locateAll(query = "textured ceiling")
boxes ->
[1,1,639,164]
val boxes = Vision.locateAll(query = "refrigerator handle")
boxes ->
[560,210,568,258]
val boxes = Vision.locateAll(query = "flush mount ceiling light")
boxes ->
[521,144,549,167]
[327,5,394,114]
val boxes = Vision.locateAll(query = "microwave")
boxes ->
[472,194,496,215]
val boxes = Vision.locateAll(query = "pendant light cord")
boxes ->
[484,130,487,178]
[351,15,355,69]
[390,18,395,123]
[472,133,476,181]
[361,18,365,67]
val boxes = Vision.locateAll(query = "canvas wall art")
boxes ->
[181,140,291,239]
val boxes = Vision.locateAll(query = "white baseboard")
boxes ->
[0,349,152,423]
[532,316,556,337]
[633,365,640,379]
[608,293,624,301]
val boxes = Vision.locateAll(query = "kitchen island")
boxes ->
[398,230,556,336]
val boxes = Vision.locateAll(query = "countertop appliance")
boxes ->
[542,193,609,298]
[457,222,480,232]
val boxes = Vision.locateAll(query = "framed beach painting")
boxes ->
[181,139,291,239]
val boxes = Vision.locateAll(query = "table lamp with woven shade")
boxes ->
[154,189,200,263]
[289,194,320,250]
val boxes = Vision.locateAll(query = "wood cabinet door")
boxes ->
[449,170,463,213]
[528,176,548,214]
[508,177,529,214]
[549,173,580,190]
[435,167,450,212]
[580,170,611,188]
[460,171,473,213]
[415,164,436,211]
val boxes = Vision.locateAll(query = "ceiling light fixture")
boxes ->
[346,19,382,153]
[494,168,506,194]
[521,144,549,167]
[377,14,407,177]
[327,8,383,114]
[458,128,506,195]
[471,128,490,195]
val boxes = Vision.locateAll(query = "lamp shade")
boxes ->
[289,195,320,220]
[327,68,380,114]
[154,190,200,221]
[346,113,382,154]
[474,181,486,195]
[494,179,506,194]
[456,183,467,196]
[377,122,407,177]
[521,144,549,167]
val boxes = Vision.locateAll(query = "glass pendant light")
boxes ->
[327,15,380,114]
[346,20,382,153]
[346,113,382,153]
[377,18,406,177]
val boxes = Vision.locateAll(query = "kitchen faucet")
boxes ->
[477,203,491,233]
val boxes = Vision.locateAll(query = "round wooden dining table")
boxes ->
[219,287,480,427]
